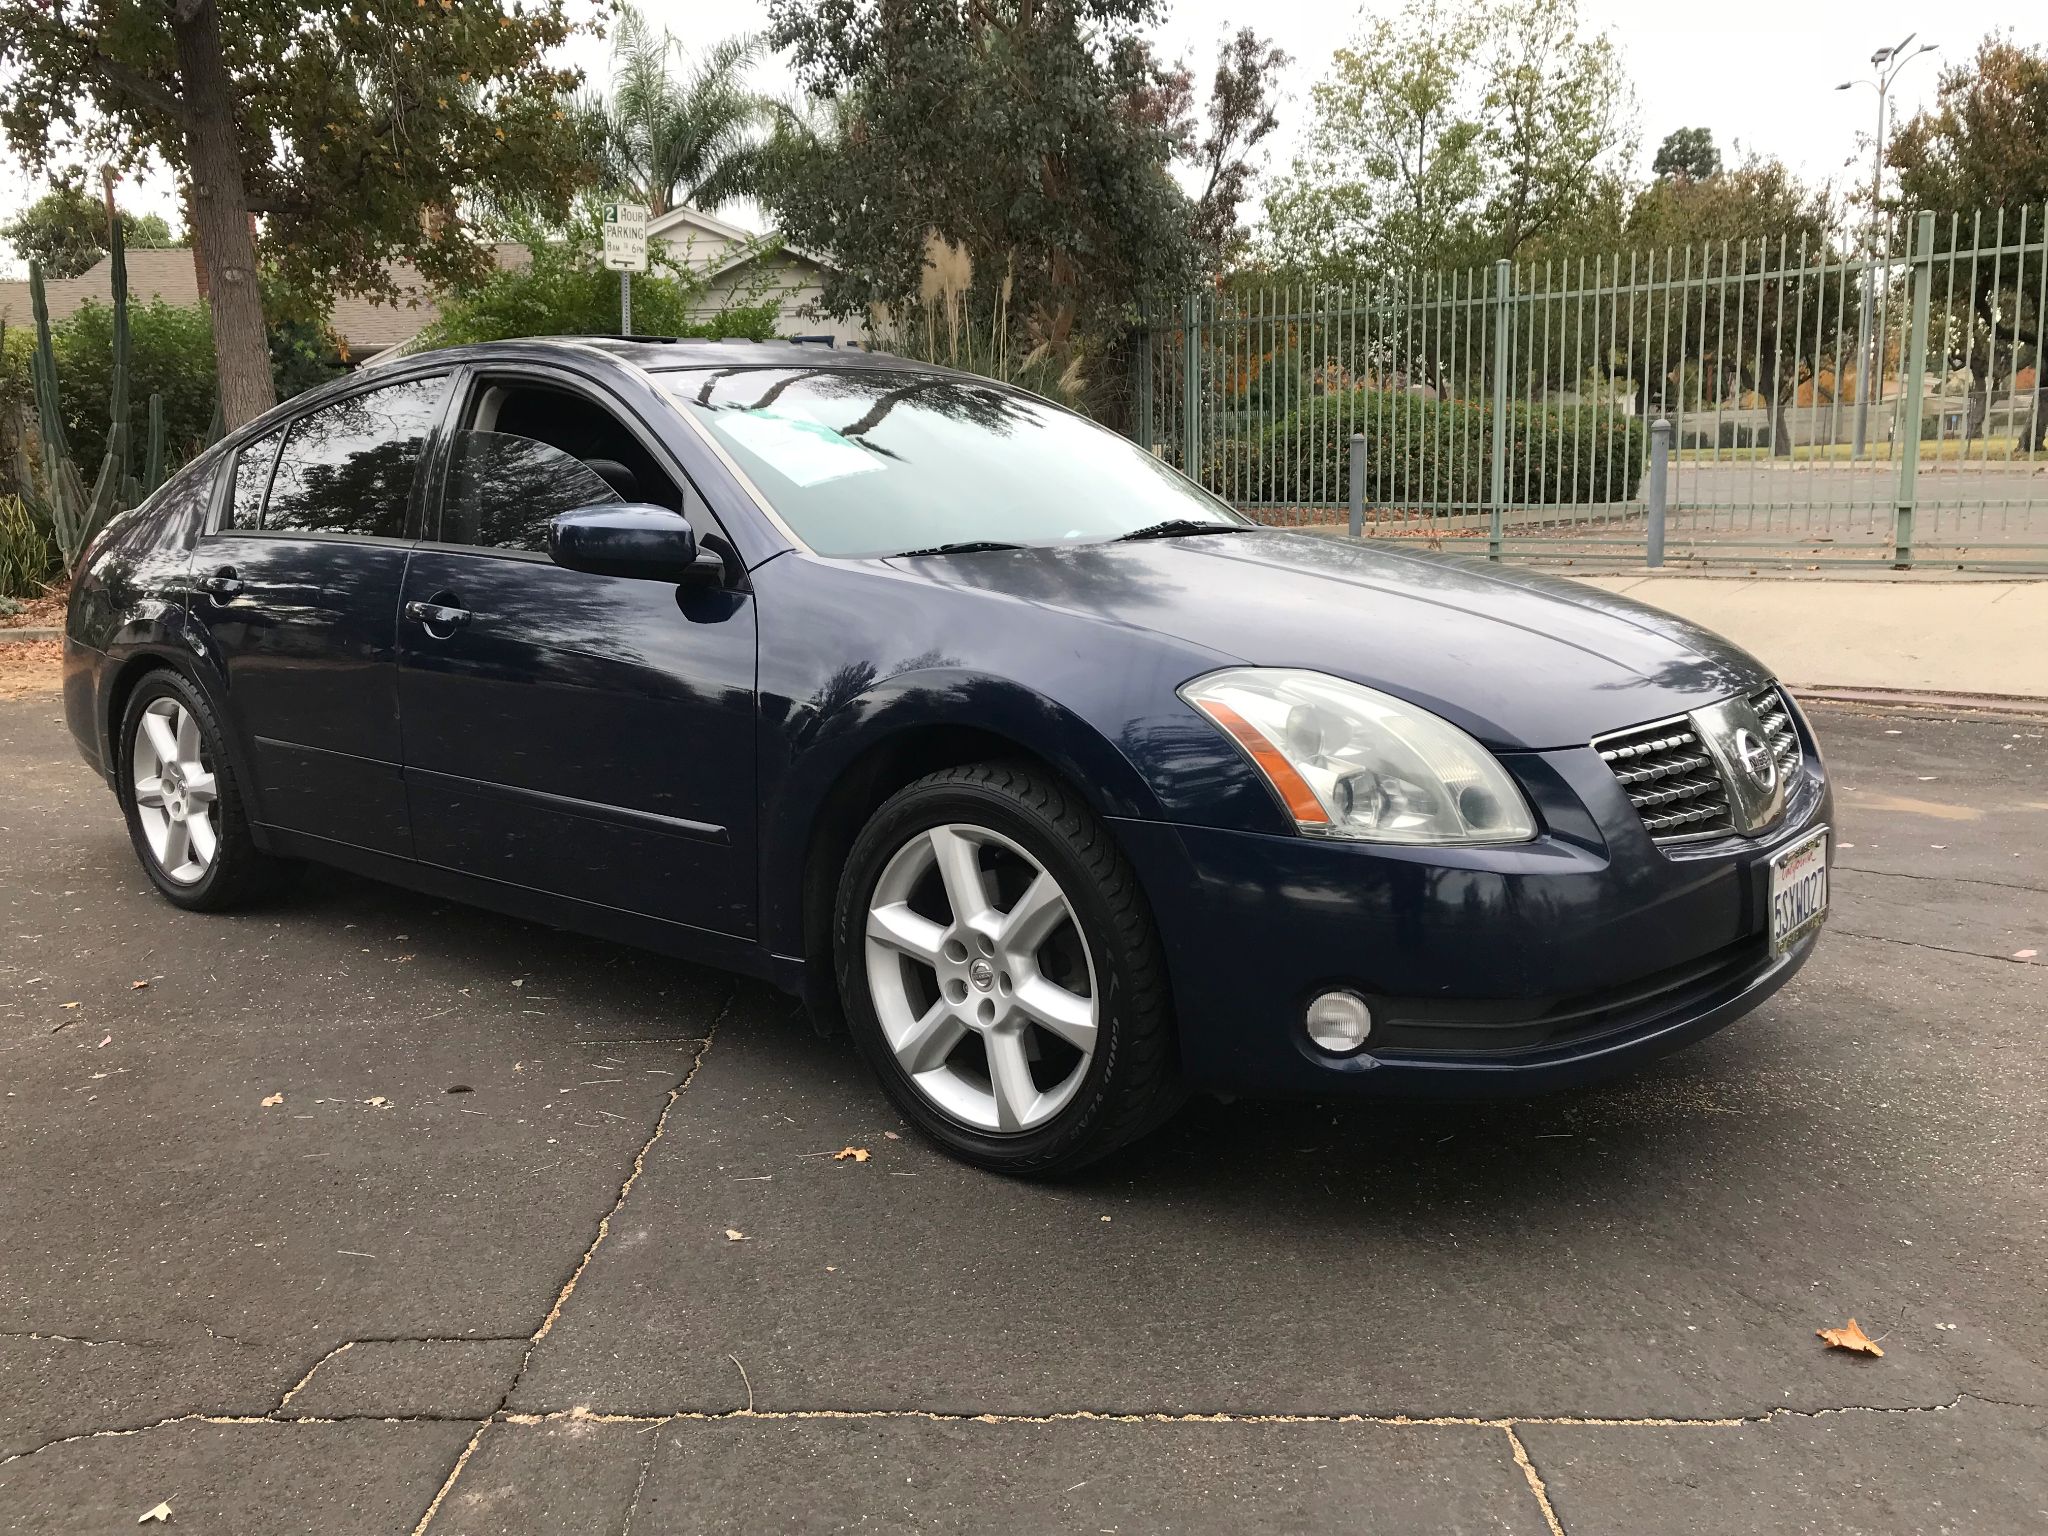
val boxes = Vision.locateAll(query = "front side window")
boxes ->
[224,431,281,531]
[263,374,447,539]
[439,431,621,552]
[661,367,1246,557]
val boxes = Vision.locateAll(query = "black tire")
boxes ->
[834,762,1184,1176]
[115,668,292,911]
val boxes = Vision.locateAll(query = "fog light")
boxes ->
[1305,990,1373,1054]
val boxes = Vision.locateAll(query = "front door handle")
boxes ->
[404,597,471,634]
[200,568,243,602]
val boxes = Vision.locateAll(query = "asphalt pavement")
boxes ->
[1,686,2043,1534]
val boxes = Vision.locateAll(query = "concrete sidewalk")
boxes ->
[1577,573,2048,700]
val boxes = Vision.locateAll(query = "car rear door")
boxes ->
[394,367,758,940]
[188,372,450,857]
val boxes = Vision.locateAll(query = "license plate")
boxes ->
[1769,826,1829,955]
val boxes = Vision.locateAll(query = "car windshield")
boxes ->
[660,366,1248,557]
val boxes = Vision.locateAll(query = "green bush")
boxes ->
[419,223,782,349]
[25,298,219,473]
[1246,389,1648,508]
[0,493,56,598]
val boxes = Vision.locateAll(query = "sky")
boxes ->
[0,0,2035,277]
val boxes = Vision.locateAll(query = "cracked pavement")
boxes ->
[1,689,2044,1534]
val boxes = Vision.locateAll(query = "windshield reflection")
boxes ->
[660,366,1247,558]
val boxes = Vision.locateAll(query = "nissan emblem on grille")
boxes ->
[1593,686,1797,847]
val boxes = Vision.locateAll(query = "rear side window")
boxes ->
[224,431,280,531]
[438,430,620,553]
[263,375,447,539]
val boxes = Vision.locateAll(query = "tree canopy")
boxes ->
[0,0,593,425]
[575,10,773,218]
[760,0,1199,346]
[1652,127,1721,184]
[1261,0,1636,277]
[2,176,178,279]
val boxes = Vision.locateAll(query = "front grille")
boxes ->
[1750,686,1802,780]
[1592,714,1734,843]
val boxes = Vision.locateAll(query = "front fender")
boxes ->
[757,666,1171,958]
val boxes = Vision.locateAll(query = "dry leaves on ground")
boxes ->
[724,1228,749,1242]
[261,1093,284,1108]
[833,1146,871,1163]
[0,638,61,699]
[136,1502,172,1524]
[1817,1318,1885,1357]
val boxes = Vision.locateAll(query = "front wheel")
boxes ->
[834,762,1183,1176]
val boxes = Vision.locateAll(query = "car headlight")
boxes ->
[1180,668,1537,844]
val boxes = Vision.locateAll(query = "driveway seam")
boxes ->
[273,1336,533,1415]
[4,1394,2015,1479]
[1503,1424,1566,1536]
[408,988,733,1536]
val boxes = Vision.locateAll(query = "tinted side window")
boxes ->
[225,432,280,531]
[263,375,447,538]
[439,431,621,553]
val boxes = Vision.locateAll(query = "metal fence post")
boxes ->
[1131,326,1154,449]
[1646,418,1671,567]
[1348,433,1367,538]
[1893,210,1935,569]
[1181,294,1201,476]
[1487,259,1512,560]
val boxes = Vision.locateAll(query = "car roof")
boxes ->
[372,336,952,377]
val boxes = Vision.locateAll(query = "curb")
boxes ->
[1793,684,2048,719]
[0,628,60,645]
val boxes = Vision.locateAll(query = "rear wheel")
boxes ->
[835,763,1183,1176]
[116,670,289,911]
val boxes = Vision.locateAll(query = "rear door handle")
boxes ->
[200,568,243,602]
[404,598,471,632]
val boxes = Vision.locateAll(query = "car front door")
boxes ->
[189,372,449,857]
[395,369,758,940]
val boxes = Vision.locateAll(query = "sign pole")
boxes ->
[621,269,632,336]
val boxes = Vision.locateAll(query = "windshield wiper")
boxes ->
[1114,519,1252,542]
[890,540,1026,557]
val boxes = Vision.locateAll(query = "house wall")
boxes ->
[686,254,866,347]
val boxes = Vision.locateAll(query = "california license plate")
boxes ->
[1769,826,1829,955]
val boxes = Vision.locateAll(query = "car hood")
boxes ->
[888,531,1770,751]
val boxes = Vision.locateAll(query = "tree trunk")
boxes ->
[171,0,274,429]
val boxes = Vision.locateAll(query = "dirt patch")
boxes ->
[0,637,61,698]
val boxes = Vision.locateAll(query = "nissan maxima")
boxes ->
[62,339,1831,1175]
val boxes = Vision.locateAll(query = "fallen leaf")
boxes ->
[883,1131,901,1141]
[61,1001,81,1010]
[96,1034,112,1049]
[1817,1318,1884,1357]
[724,1228,749,1242]
[833,1146,870,1163]
[261,1093,284,1108]
[130,980,150,991]
[365,1096,389,1108]
[137,1503,172,1525]
[2016,949,2038,961]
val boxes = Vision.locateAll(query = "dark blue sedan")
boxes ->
[63,339,1831,1174]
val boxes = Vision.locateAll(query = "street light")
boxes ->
[1837,34,1938,458]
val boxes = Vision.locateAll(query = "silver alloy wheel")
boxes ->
[131,696,219,885]
[864,823,1099,1134]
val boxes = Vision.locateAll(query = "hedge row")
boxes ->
[1220,390,1648,508]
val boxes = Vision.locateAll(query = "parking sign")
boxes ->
[603,203,649,272]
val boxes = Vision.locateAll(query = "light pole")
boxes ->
[1838,34,1937,458]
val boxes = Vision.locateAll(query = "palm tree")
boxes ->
[583,9,771,218]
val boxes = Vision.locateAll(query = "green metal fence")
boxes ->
[1130,206,2048,569]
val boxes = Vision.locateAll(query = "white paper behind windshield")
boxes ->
[716,411,883,487]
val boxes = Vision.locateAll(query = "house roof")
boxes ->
[0,242,529,355]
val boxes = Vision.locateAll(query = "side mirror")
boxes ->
[548,503,723,585]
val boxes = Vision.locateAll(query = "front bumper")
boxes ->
[1114,736,1832,1099]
